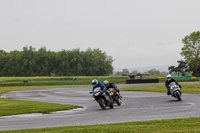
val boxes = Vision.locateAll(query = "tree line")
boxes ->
[0,46,114,76]
[114,68,167,76]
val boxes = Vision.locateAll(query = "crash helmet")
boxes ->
[166,74,172,81]
[92,79,98,86]
[103,80,109,87]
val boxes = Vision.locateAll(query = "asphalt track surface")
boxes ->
[0,82,200,131]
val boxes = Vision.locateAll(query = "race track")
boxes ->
[0,82,200,131]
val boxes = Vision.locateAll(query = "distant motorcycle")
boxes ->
[107,88,122,106]
[169,82,182,101]
[90,87,114,110]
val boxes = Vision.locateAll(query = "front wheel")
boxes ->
[109,98,114,108]
[98,98,106,109]
[176,92,182,101]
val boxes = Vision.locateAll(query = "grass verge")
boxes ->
[0,76,128,86]
[0,85,85,116]
[1,117,200,133]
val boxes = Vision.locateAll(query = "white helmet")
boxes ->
[92,79,98,86]
[166,74,172,81]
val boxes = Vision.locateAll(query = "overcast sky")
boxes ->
[0,0,200,70]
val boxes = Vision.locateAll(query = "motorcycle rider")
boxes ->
[165,74,181,95]
[92,79,112,99]
[103,80,120,93]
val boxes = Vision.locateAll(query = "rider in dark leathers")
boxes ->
[103,80,120,93]
[165,74,181,95]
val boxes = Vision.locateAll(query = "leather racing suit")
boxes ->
[165,78,181,95]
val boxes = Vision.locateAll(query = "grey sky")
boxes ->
[0,0,200,70]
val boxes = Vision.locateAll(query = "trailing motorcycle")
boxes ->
[107,88,122,105]
[169,82,182,101]
[90,87,114,110]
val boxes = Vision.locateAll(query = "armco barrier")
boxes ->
[126,79,159,84]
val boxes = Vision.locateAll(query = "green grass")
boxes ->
[0,76,128,86]
[1,117,200,133]
[0,99,81,116]
[0,85,84,116]
[0,76,198,86]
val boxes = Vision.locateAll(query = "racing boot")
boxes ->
[105,90,112,100]
[167,89,171,95]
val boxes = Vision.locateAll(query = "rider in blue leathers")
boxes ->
[92,79,111,99]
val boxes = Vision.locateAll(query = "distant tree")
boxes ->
[181,31,200,76]
[80,48,114,76]
[168,66,179,76]
[0,50,7,76]
[17,46,37,76]
[147,69,160,76]
[67,49,83,76]
[35,47,52,76]
[122,68,129,74]
[9,51,21,76]
[115,71,122,76]
[131,70,138,74]
[177,60,187,76]
[56,50,69,76]
[168,60,188,76]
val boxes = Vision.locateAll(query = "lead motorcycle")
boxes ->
[90,87,114,110]
[169,82,182,101]
[107,88,122,106]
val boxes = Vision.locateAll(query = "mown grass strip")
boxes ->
[0,85,85,116]
[0,76,128,86]
[1,117,200,133]
[0,76,198,86]
[0,99,81,116]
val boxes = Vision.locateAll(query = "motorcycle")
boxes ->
[169,82,182,101]
[107,88,122,106]
[90,87,114,110]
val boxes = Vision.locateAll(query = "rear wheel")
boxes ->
[113,96,122,105]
